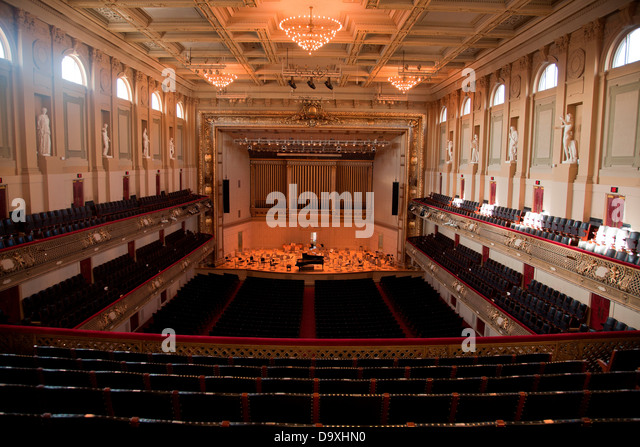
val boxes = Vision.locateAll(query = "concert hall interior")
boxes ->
[0,0,639,435]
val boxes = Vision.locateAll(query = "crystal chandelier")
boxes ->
[279,7,342,55]
[388,51,421,93]
[203,70,237,89]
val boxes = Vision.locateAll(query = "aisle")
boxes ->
[299,285,316,338]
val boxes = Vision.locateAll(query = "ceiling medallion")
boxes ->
[279,7,342,55]
[203,69,237,89]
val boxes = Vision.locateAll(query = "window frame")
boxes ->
[611,27,640,69]
[61,54,87,87]
[537,63,558,93]
[461,97,471,116]
[492,84,505,107]
[116,77,132,102]
[151,91,163,112]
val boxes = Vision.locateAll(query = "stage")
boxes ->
[202,246,420,284]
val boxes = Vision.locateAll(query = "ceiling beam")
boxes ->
[194,0,262,85]
[411,25,515,39]
[109,20,215,33]
[124,33,222,43]
[426,0,553,16]
[69,0,252,7]
[363,0,433,87]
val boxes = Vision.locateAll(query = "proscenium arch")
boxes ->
[197,109,426,264]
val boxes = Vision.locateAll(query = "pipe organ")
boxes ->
[250,159,373,215]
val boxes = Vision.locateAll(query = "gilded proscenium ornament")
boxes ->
[82,229,111,248]
[504,234,531,254]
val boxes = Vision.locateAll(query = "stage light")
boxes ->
[307,78,316,89]
[324,77,333,90]
[288,77,296,89]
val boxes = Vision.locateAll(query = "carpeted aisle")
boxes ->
[299,286,316,338]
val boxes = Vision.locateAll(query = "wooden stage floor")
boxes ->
[201,247,421,284]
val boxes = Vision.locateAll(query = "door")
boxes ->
[523,264,535,288]
[489,181,497,205]
[460,178,465,200]
[590,294,610,330]
[72,180,84,208]
[533,186,544,213]
[123,175,130,200]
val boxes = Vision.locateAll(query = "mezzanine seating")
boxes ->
[20,230,213,328]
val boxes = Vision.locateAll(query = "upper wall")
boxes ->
[424,2,640,229]
[0,1,198,214]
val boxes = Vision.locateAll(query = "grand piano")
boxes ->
[295,252,324,270]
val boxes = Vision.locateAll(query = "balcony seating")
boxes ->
[21,230,213,328]
[408,235,592,334]
[0,346,639,430]
[0,189,201,251]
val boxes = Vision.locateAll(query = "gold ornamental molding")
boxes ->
[198,108,427,262]
[0,197,211,293]
[410,201,640,311]
[78,237,215,332]
[405,242,533,337]
[3,324,638,372]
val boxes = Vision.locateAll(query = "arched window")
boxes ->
[116,77,132,101]
[61,55,86,86]
[151,92,162,112]
[440,107,447,123]
[612,28,640,68]
[0,26,9,61]
[492,84,505,106]
[537,63,558,92]
[176,102,184,119]
[461,97,471,116]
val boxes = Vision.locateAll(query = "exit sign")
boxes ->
[611,187,619,193]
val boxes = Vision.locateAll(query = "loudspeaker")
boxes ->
[391,181,399,216]
[223,179,230,213]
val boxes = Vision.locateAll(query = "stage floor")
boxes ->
[203,247,420,284]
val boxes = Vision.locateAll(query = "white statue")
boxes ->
[37,108,51,156]
[470,134,479,164]
[142,128,150,159]
[169,137,175,160]
[446,139,454,163]
[508,126,518,162]
[102,123,112,158]
[557,113,578,163]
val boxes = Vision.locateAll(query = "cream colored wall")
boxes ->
[0,1,198,217]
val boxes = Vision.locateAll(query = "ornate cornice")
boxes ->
[14,9,36,32]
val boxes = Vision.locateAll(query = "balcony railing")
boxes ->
[0,196,212,292]
[0,323,638,372]
[409,200,640,312]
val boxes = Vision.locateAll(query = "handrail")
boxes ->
[1,323,638,371]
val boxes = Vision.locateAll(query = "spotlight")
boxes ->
[307,78,316,89]
[288,77,296,89]
[324,77,333,90]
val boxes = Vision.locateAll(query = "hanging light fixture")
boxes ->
[203,69,237,89]
[388,51,421,94]
[279,6,342,55]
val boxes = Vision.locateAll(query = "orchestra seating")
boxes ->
[0,189,200,250]
[0,345,638,431]
[143,274,239,335]
[380,276,465,338]
[314,278,405,338]
[209,277,304,338]
[20,230,213,328]
[408,235,591,334]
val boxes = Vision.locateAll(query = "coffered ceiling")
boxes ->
[63,0,561,98]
